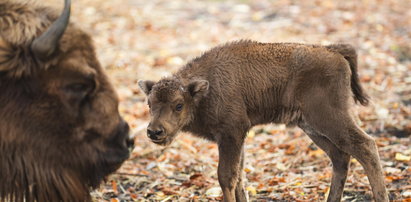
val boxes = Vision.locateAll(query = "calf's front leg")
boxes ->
[218,135,245,202]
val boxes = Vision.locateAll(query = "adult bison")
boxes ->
[0,0,134,201]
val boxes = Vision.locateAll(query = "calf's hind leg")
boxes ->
[301,103,388,201]
[298,121,351,202]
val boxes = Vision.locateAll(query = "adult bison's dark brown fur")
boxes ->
[0,0,133,201]
[139,40,388,202]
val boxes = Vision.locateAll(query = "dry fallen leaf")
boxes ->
[246,186,257,196]
[395,153,411,161]
[206,187,222,198]
[247,130,256,138]
[111,181,118,194]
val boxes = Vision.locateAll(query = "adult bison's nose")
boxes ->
[119,119,130,134]
[126,133,135,151]
[118,119,134,150]
[147,127,164,140]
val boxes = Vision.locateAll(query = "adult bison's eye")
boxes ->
[66,83,89,93]
[60,81,96,111]
[64,81,95,99]
[175,103,183,111]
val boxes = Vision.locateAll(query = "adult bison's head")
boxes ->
[0,0,134,201]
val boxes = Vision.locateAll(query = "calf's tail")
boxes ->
[326,44,369,106]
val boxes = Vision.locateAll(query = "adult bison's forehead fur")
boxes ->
[0,1,132,201]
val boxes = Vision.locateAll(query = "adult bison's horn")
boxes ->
[31,0,71,61]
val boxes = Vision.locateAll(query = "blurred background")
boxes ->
[44,0,410,201]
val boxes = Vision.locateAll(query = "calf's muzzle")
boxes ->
[147,124,165,141]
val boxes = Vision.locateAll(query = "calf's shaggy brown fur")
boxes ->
[139,40,388,202]
[0,0,133,201]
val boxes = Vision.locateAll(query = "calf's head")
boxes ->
[138,78,209,146]
[0,0,133,201]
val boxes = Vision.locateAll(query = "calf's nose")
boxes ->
[147,128,164,140]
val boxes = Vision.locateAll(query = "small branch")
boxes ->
[113,172,149,177]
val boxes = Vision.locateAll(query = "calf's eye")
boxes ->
[175,104,183,111]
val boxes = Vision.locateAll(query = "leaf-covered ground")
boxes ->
[47,0,410,201]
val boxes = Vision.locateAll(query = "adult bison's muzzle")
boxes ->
[110,119,133,148]
[107,119,135,159]
[96,119,133,178]
[124,122,136,150]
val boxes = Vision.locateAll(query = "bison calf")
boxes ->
[0,0,133,201]
[139,40,388,202]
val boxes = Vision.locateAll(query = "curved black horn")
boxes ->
[31,0,71,61]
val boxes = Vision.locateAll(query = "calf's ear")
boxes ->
[187,80,209,102]
[138,80,156,95]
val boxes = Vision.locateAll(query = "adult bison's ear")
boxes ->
[0,38,13,72]
[138,80,156,95]
[31,0,71,61]
[187,80,209,103]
